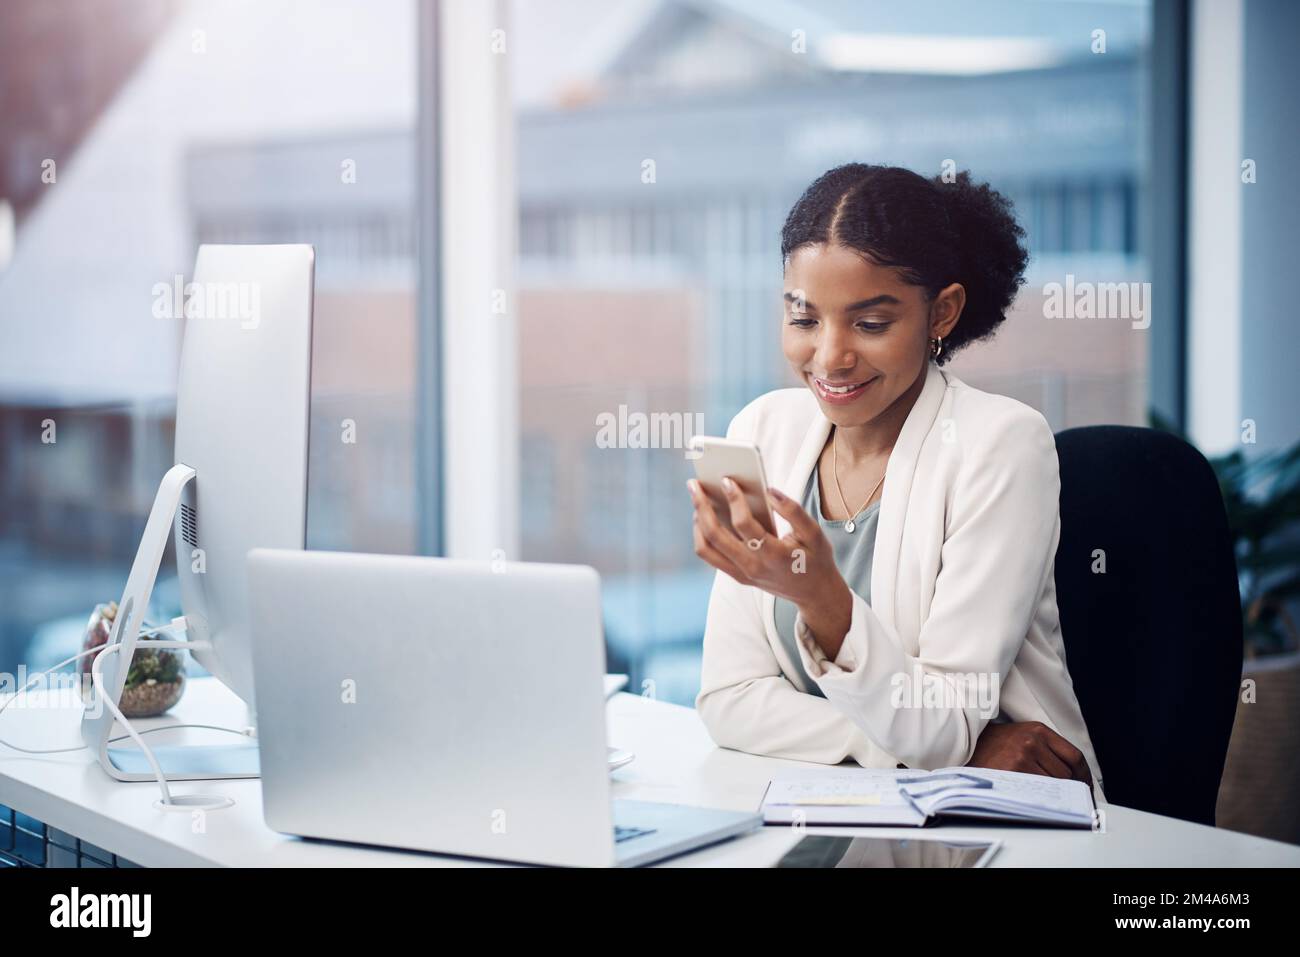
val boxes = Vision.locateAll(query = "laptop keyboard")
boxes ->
[614,825,657,844]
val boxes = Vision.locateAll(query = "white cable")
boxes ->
[90,639,235,812]
[2,722,254,755]
[140,618,187,636]
[0,640,247,754]
[0,627,245,812]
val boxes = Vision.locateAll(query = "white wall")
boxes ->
[1187,0,1243,456]
[439,0,520,561]
[1188,0,1300,457]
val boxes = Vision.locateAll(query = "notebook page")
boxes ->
[762,768,928,826]
[902,768,1094,824]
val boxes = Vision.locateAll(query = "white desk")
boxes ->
[3,677,1298,867]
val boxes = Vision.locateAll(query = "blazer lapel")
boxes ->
[759,362,948,657]
[871,361,946,634]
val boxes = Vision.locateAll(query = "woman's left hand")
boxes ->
[968,721,1094,786]
[688,477,853,654]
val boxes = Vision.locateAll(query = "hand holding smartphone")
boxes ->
[688,436,776,537]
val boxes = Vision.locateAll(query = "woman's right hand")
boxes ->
[688,478,857,661]
[968,721,1093,786]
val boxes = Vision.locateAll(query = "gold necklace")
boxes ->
[831,427,886,534]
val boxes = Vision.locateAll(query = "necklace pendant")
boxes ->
[844,519,856,534]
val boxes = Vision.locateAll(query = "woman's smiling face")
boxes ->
[782,242,962,428]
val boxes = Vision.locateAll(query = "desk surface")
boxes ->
[2,678,1298,867]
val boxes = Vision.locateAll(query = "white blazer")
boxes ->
[695,360,1106,804]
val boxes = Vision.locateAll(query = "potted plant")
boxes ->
[1151,412,1300,844]
[79,601,187,718]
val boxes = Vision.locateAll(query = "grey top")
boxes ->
[773,468,881,698]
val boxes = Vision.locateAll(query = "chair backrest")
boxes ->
[1053,425,1242,825]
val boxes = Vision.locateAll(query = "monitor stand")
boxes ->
[80,463,261,783]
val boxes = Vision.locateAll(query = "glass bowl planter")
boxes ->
[79,601,187,718]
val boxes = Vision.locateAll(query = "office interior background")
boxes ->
[1,0,1297,845]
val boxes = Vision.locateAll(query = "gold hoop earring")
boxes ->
[929,336,945,360]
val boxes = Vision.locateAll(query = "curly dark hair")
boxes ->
[780,163,1029,365]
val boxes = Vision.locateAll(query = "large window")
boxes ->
[0,0,420,677]
[0,0,1163,711]
[510,0,1156,703]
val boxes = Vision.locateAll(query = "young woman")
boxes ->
[687,163,1104,802]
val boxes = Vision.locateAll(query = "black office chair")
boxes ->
[1053,425,1243,826]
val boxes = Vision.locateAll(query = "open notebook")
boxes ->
[761,767,1096,829]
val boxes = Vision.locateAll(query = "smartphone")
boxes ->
[688,435,777,536]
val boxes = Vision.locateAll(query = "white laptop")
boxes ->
[246,549,761,866]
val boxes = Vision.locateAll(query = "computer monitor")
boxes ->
[80,244,314,783]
